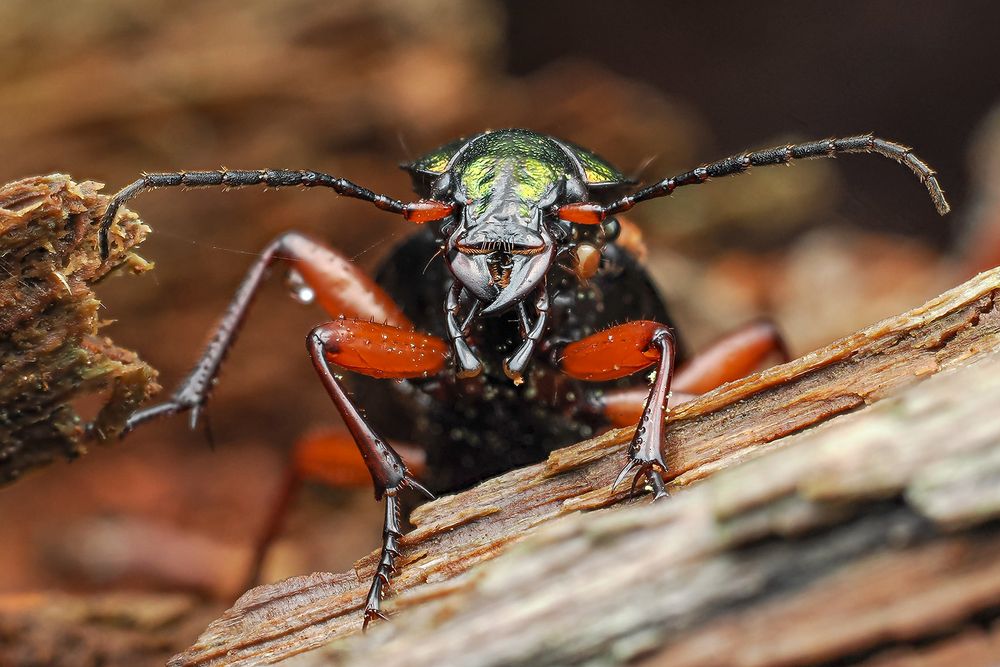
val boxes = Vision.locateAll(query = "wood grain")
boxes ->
[172,267,1000,667]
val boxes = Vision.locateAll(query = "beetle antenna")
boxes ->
[98,169,407,260]
[596,134,950,219]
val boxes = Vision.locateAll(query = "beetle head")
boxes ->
[406,130,602,317]
[444,176,563,315]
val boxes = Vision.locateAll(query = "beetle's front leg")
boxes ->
[446,282,483,378]
[560,321,677,500]
[593,319,789,427]
[306,318,446,627]
[504,284,549,384]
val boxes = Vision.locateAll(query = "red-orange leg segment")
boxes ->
[319,319,448,379]
[278,232,412,328]
[673,319,789,394]
[561,320,667,381]
[562,320,676,499]
[306,320,444,627]
[596,319,789,427]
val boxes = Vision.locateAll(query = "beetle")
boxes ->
[97,128,949,625]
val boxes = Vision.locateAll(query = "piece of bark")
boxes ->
[0,174,158,484]
[172,266,1000,667]
[326,341,1000,666]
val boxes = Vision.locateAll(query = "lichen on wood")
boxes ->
[0,174,158,485]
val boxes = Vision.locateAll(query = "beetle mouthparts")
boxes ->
[457,241,546,256]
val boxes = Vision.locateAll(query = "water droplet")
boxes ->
[285,268,315,304]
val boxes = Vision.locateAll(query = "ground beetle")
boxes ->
[98,128,949,625]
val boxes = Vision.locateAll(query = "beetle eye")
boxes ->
[558,202,606,225]
[404,199,455,223]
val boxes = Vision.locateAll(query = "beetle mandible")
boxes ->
[98,128,949,625]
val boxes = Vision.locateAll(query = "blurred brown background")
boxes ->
[1,1,999,663]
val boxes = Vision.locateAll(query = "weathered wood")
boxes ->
[0,175,157,484]
[328,351,1000,667]
[172,267,1000,667]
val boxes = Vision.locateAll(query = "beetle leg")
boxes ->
[446,282,483,378]
[503,284,549,384]
[560,321,676,500]
[593,319,789,427]
[306,319,445,626]
[121,231,413,434]
[591,386,697,429]
[366,494,405,628]
[244,430,425,590]
[673,319,790,393]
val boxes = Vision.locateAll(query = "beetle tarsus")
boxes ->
[122,400,185,434]
[649,471,670,500]
[120,385,212,441]
[363,491,406,630]
[362,608,389,631]
[612,459,670,501]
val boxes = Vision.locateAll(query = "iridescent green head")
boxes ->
[403,129,629,316]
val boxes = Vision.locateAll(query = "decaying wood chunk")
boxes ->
[171,267,1000,666]
[0,174,158,485]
